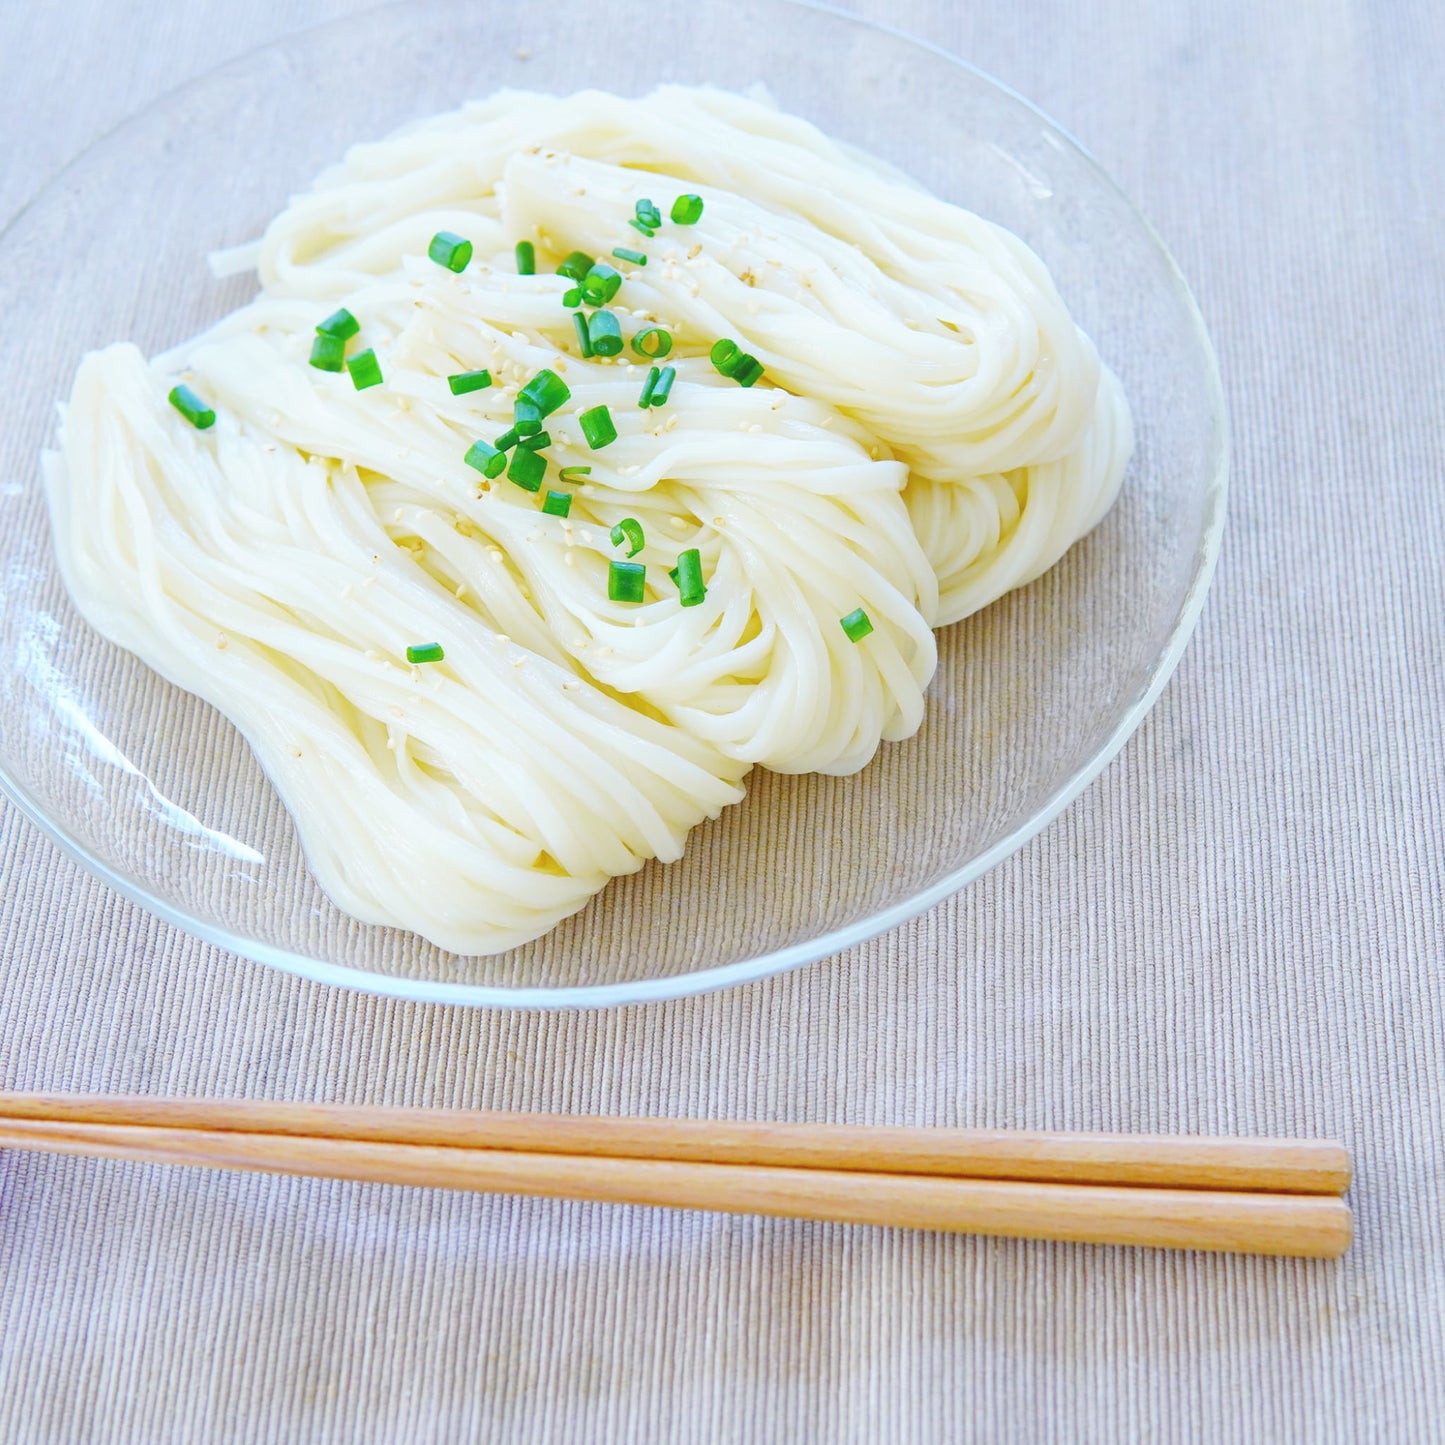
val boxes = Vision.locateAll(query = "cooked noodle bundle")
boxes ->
[45,85,1130,953]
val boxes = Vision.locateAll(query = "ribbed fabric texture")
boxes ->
[0,2,1441,1440]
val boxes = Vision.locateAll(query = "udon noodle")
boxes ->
[45,86,1131,953]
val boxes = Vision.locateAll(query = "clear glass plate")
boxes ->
[0,0,1227,1006]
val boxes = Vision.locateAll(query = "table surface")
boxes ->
[2,2,1441,1440]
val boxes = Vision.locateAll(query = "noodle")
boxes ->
[44,86,1130,953]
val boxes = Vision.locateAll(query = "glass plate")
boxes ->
[0,0,1228,1006]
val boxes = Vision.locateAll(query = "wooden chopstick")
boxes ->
[0,1117,1352,1257]
[0,1096,1353,1257]
[0,1094,1352,1195]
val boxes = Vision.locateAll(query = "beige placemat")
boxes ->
[1,2,1441,1441]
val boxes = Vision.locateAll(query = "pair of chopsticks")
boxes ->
[0,1095,1352,1257]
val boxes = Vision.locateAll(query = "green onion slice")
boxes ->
[316,307,359,340]
[579,404,618,449]
[610,517,645,557]
[558,466,592,483]
[309,333,347,372]
[541,489,572,518]
[494,426,521,451]
[406,642,445,664]
[428,231,472,272]
[518,430,551,451]
[631,326,673,359]
[518,368,571,416]
[563,286,583,308]
[840,607,874,643]
[556,250,594,282]
[674,547,706,606]
[580,262,622,306]
[515,240,536,275]
[447,369,492,395]
[168,384,215,430]
[346,348,383,390]
[512,398,544,435]
[572,311,594,358]
[670,193,705,224]
[732,356,765,387]
[648,365,677,408]
[464,439,507,479]
[608,560,646,604]
[611,247,647,266]
[638,366,661,409]
[710,338,764,386]
[587,310,623,356]
[508,446,547,492]
[628,219,657,238]
[634,199,663,230]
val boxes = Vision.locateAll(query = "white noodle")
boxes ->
[45,86,1130,954]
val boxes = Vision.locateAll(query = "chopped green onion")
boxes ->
[464,439,507,479]
[515,240,536,275]
[316,307,359,340]
[631,326,673,359]
[447,368,492,395]
[710,338,764,386]
[638,366,661,409]
[840,607,873,643]
[648,365,676,408]
[610,517,645,557]
[563,286,583,308]
[518,430,551,451]
[628,219,657,238]
[518,368,571,416]
[580,262,622,306]
[507,446,546,492]
[608,560,646,603]
[346,348,383,390]
[168,384,215,430]
[611,247,647,266]
[579,404,618,449]
[428,231,472,272]
[558,466,592,483]
[541,489,572,518]
[587,310,623,356]
[572,311,594,358]
[513,398,544,435]
[635,198,663,230]
[671,193,705,224]
[673,547,705,606]
[406,642,445,664]
[732,356,765,387]
[557,250,594,282]
[494,426,521,451]
[309,333,346,372]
